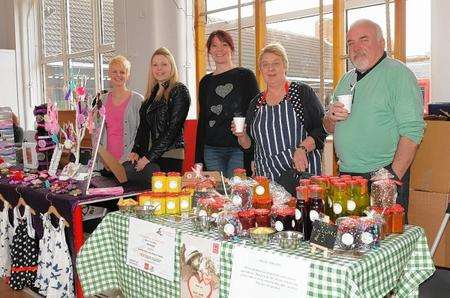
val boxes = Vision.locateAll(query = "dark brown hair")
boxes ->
[206,30,235,53]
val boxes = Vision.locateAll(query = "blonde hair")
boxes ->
[258,43,289,71]
[109,55,131,75]
[145,47,179,101]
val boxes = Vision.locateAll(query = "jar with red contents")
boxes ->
[308,185,325,223]
[231,184,252,208]
[298,179,311,187]
[238,209,256,230]
[253,176,270,201]
[254,209,271,227]
[390,204,405,234]
[273,206,296,232]
[233,168,247,179]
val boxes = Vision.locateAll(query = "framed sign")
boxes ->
[22,142,38,169]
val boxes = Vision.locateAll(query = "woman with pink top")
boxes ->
[97,55,143,173]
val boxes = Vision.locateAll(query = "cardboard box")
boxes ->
[408,189,450,268]
[410,120,450,193]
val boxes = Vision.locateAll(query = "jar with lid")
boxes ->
[165,193,180,215]
[255,209,271,227]
[233,168,247,179]
[238,209,256,230]
[151,192,166,215]
[167,172,181,193]
[152,172,167,193]
[179,191,192,213]
[273,206,296,232]
[253,176,270,201]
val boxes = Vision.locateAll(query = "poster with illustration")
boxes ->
[180,234,221,298]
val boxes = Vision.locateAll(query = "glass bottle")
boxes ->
[308,185,324,223]
[346,180,360,216]
[295,186,311,240]
[332,182,347,221]
[357,178,370,215]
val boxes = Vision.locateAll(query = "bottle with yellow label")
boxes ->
[165,193,180,215]
[152,172,167,192]
[167,172,181,193]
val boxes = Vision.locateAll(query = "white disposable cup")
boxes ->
[337,94,353,113]
[233,117,246,133]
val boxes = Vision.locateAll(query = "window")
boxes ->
[205,1,255,72]
[346,1,395,71]
[266,0,334,104]
[39,0,115,108]
[406,0,430,111]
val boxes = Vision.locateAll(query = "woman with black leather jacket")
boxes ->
[123,47,190,186]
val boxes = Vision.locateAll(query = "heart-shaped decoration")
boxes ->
[210,105,222,115]
[209,120,216,127]
[215,83,233,98]
[188,274,213,298]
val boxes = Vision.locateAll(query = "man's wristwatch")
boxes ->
[298,145,308,154]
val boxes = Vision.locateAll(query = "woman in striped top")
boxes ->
[231,43,327,181]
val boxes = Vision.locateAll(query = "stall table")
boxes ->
[77,212,435,298]
[0,178,143,298]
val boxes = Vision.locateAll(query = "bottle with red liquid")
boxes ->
[308,185,324,223]
[295,186,311,240]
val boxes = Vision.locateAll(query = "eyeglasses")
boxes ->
[260,61,283,70]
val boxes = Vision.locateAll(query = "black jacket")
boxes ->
[132,82,190,162]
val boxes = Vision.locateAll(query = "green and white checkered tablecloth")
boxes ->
[76,212,435,298]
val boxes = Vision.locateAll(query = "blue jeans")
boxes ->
[204,145,244,178]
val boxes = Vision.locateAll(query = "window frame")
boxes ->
[38,0,115,104]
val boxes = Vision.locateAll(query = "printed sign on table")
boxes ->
[126,217,176,281]
[229,245,311,298]
[180,234,221,298]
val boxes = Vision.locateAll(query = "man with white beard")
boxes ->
[323,19,424,213]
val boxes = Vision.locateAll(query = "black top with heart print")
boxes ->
[195,67,259,163]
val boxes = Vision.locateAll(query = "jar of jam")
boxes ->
[253,176,270,201]
[167,172,181,193]
[233,168,247,179]
[346,180,360,216]
[308,185,324,223]
[231,184,251,208]
[138,192,153,206]
[273,206,296,232]
[165,193,180,215]
[238,209,256,230]
[179,191,192,213]
[152,193,166,215]
[252,198,273,210]
[254,209,271,227]
[391,204,405,234]
[152,172,167,193]
[331,182,347,221]
[298,179,311,187]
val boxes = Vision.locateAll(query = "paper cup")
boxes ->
[233,117,246,133]
[337,94,353,113]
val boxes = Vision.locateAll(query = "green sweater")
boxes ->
[334,57,424,173]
